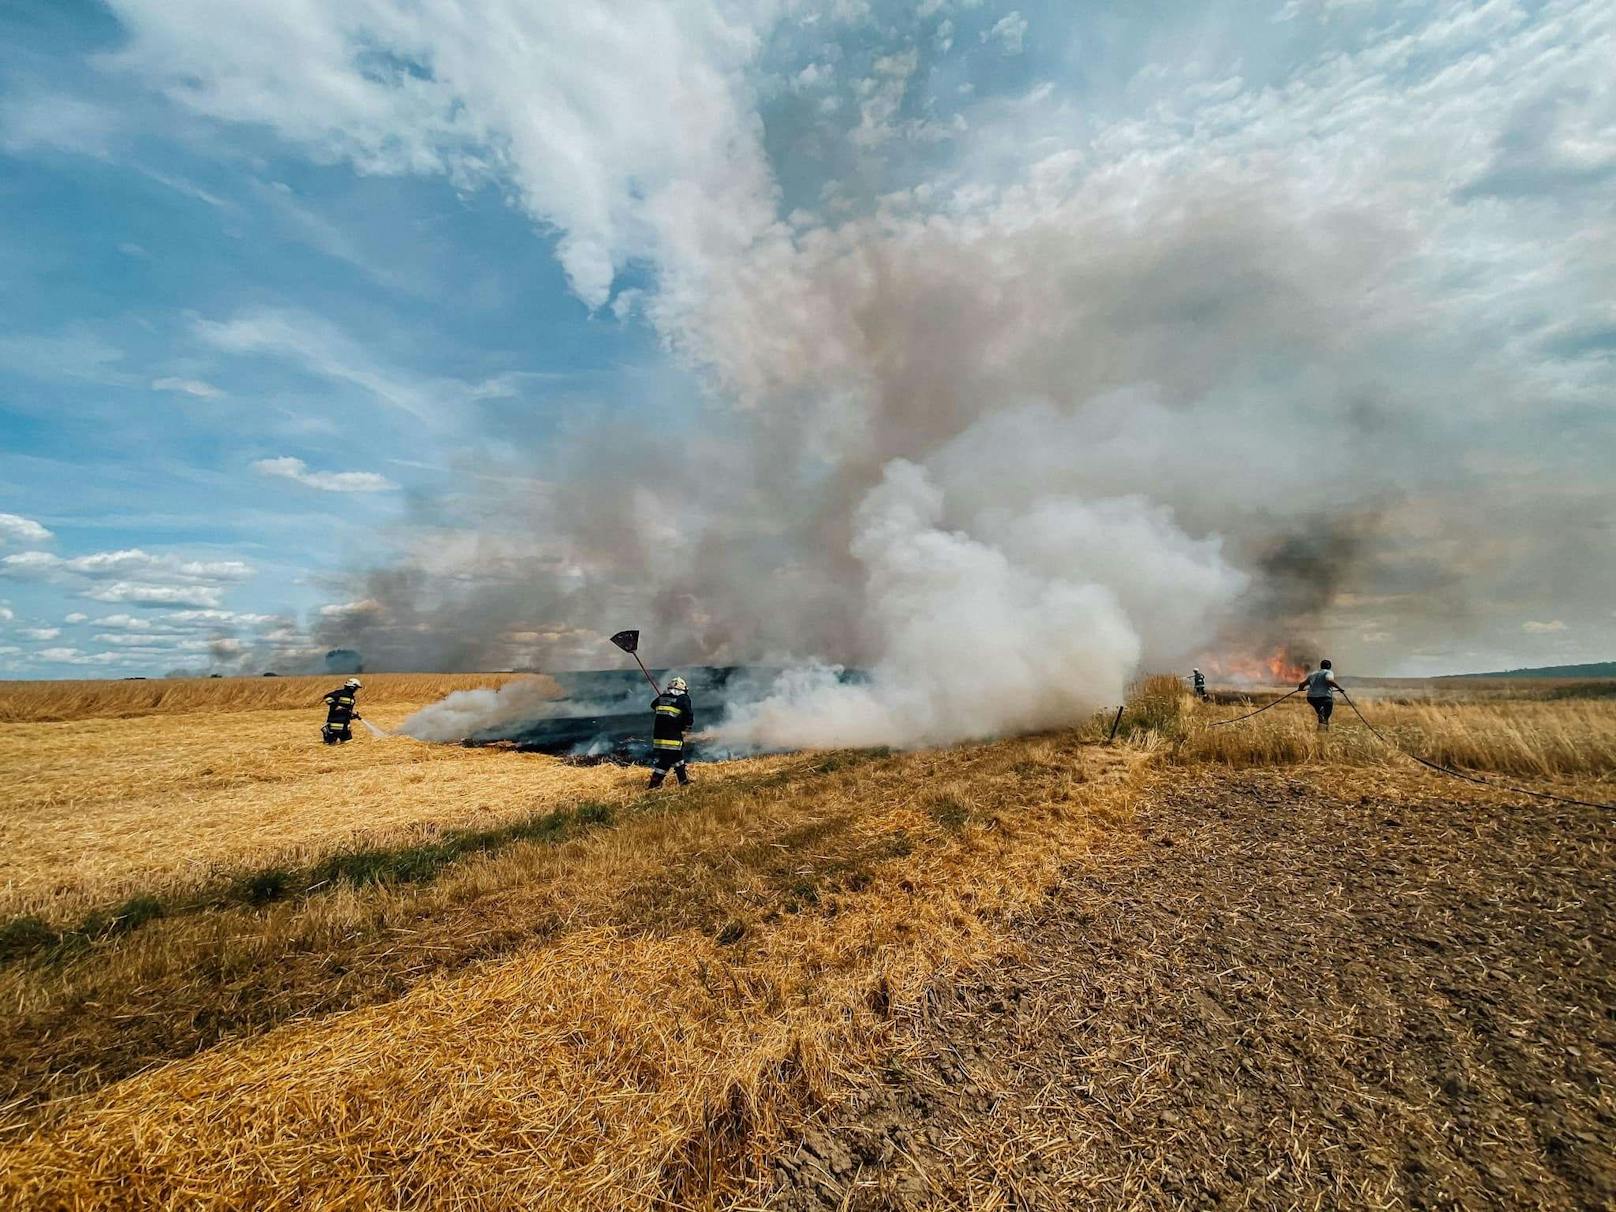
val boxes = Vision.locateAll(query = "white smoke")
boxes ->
[398,675,564,742]
[723,453,1245,749]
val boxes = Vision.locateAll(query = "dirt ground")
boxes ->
[766,768,1615,1210]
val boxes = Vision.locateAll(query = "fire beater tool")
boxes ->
[610,629,662,696]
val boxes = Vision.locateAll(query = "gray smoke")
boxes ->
[116,1,1614,719]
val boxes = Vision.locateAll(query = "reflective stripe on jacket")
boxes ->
[651,691,694,748]
[324,690,358,722]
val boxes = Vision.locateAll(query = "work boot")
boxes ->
[648,771,666,789]
[674,763,690,786]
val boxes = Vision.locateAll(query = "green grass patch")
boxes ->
[923,791,972,831]
[0,915,57,964]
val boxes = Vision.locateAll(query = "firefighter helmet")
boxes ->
[345,678,362,689]
[667,676,688,693]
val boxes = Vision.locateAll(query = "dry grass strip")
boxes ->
[0,673,534,724]
[0,741,1143,1208]
[0,692,609,923]
[1116,676,1616,781]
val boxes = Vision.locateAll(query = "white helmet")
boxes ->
[667,676,688,693]
[345,678,362,689]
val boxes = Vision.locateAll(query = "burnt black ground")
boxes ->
[765,768,1616,1210]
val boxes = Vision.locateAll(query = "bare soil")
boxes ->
[766,768,1615,1209]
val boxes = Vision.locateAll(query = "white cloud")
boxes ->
[83,582,227,608]
[18,627,60,640]
[63,612,87,623]
[33,647,144,666]
[985,11,1028,54]
[320,598,384,618]
[252,456,398,493]
[0,548,250,582]
[164,609,281,627]
[0,604,12,622]
[0,91,122,156]
[0,513,53,544]
[1521,619,1567,634]
[151,376,224,398]
[851,49,920,148]
[90,613,162,629]
[108,0,779,310]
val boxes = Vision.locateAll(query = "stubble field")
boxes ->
[0,674,1610,1209]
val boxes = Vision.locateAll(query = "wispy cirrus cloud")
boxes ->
[0,90,123,157]
[195,307,524,424]
[252,456,397,493]
[151,376,224,398]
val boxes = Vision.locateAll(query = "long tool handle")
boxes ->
[1107,705,1124,743]
[632,652,662,696]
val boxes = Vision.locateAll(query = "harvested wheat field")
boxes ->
[0,675,1611,1209]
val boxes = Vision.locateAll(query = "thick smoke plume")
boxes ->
[125,1,1614,736]
[724,459,1243,749]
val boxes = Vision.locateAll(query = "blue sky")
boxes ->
[1,0,1612,680]
[2,1,696,674]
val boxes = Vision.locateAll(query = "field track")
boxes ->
[772,767,1616,1209]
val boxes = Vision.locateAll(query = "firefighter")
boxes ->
[647,675,693,788]
[321,678,363,744]
[1298,660,1340,729]
[1191,668,1207,700]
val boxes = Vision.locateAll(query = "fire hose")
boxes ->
[1206,686,1614,810]
[1335,689,1614,811]
[1206,685,1305,727]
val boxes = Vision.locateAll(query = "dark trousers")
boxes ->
[1308,697,1334,728]
[322,722,353,744]
[648,747,688,787]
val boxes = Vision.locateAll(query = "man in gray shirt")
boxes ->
[1299,659,1341,729]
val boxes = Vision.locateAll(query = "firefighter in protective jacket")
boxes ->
[648,676,694,788]
[321,678,363,744]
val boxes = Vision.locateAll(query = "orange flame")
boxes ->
[1203,648,1309,686]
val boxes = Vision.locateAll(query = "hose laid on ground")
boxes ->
[1335,691,1615,811]
[1206,685,1305,727]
